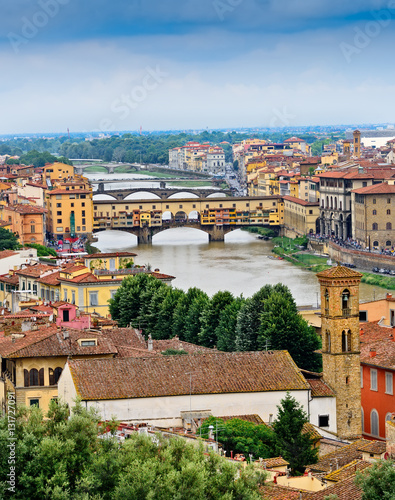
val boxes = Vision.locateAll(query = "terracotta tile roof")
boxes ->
[303,422,322,442]
[68,350,309,401]
[0,220,12,227]
[47,188,91,195]
[282,196,319,207]
[259,484,301,499]
[36,271,62,286]
[15,263,58,278]
[6,204,46,214]
[85,252,137,259]
[360,322,395,369]
[307,379,335,397]
[316,265,363,279]
[357,440,386,454]
[0,273,19,285]
[0,250,17,260]
[0,326,117,358]
[153,337,213,354]
[101,327,147,352]
[60,272,100,283]
[94,269,175,280]
[308,439,370,473]
[303,471,368,499]
[257,456,289,468]
[352,182,395,195]
[324,459,371,482]
[28,304,54,314]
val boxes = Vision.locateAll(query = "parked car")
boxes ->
[372,267,380,273]
[389,270,395,276]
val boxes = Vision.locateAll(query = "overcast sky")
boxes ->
[1,0,395,134]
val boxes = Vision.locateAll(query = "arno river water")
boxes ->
[87,171,390,307]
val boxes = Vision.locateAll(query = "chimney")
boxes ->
[370,348,376,358]
[147,334,153,352]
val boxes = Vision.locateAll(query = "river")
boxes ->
[86,171,389,306]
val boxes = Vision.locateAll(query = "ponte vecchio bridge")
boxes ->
[93,195,283,244]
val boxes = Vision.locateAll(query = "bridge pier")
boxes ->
[137,226,153,245]
[107,166,115,174]
[207,225,225,242]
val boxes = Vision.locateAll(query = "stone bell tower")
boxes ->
[353,129,361,158]
[316,265,363,440]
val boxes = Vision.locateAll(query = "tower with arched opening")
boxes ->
[316,265,363,440]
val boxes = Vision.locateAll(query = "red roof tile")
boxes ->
[316,265,363,279]
[352,182,395,195]
[68,350,309,401]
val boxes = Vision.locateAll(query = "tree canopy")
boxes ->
[199,417,275,461]
[109,275,322,372]
[0,400,266,499]
[272,393,318,474]
[0,227,19,250]
[355,459,395,500]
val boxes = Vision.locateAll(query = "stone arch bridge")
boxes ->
[93,184,232,200]
[93,195,282,244]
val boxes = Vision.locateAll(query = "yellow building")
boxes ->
[84,252,136,271]
[45,175,93,240]
[283,196,320,237]
[43,162,75,182]
[0,325,117,413]
[59,260,174,315]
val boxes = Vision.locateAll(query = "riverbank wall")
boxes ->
[309,240,395,272]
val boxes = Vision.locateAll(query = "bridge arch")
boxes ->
[207,192,227,198]
[124,191,161,200]
[93,193,118,201]
[167,191,200,199]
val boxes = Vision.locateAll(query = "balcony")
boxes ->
[342,308,351,317]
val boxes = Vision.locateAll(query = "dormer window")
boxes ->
[79,339,97,347]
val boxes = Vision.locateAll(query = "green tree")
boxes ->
[109,273,165,328]
[0,401,266,499]
[0,227,19,250]
[151,287,186,339]
[200,417,275,461]
[355,459,395,500]
[172,287,206,340]
[272,393,318,475]
[216,296,245,351]
[258,287,321,372]
[199,291,235,347]
[184,291,209,344]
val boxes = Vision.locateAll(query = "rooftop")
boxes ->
[67,350,309,401]
[316,265,363,279]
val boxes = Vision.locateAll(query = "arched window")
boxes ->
[342,289,350,312]
[325,289,329,314]
[373,240,379,247]
[386,240,391,247]
[387,209,391,215]
[326,196,329,209]
[54,367,62,384]
[342,329,351,352]
[29,368,44,387]
[373,210,377,215]
[361,407,364,432]
[326,330,331,352]
[321,199,324,208]
[386,222,392,230]
[386,413,393,422]
[330,196,333,209]
[339,200,342,210]
[49,367,63,385]
[372,223,378,230]
[29,369,39,386]
[334,198,337,210]
[371,409,379,436]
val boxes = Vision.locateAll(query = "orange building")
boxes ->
[2,204,47,245]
